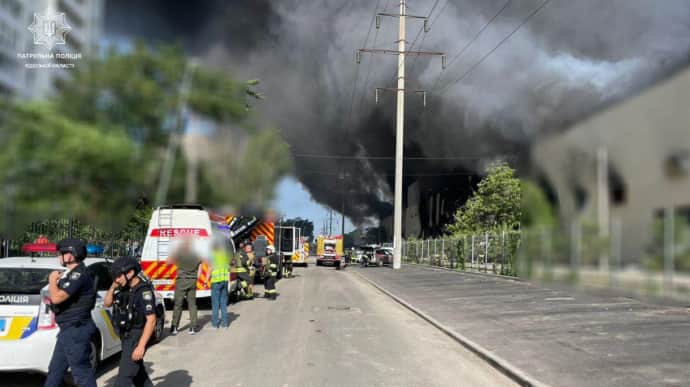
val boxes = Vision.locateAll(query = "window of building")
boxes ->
[608,166,626,205]
[573,184,587,211]
[58,0,84,28]
[537,175,559,207]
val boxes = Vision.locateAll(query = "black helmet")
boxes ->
[57,238,87,260]
[111,256,141,277]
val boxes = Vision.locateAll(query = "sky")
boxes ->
[270,177,356,234]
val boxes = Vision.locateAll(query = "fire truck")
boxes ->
[315,235,343,267]
[275,225,307,268]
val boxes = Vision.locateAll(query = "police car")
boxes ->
[0,257,166,374]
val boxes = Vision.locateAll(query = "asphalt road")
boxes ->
[3,264,516,387]
[355,264,690,387]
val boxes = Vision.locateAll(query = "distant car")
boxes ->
[352,249,364,263]
[375,248,393,265]
[0,257,166,374]
[359,246,380,267]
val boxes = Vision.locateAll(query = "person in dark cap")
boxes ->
[105,256,156,387]
[44,238,97,387]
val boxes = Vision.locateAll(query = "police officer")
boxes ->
[263,245,278,300]
[105,257,156,387]
[45,238,97,387]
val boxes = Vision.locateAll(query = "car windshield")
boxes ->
[0,268,54,294]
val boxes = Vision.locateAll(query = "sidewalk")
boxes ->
[353,265,690,387]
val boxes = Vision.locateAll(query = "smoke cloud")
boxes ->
[106,0,690,225]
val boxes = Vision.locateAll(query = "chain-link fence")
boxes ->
[402,231,521,276]
[403,214,690,300]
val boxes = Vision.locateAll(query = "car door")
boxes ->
[87,262,120,355]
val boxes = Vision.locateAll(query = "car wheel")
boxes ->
[151,307,165,344]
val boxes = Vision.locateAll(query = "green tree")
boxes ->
[54,43,256,146]
[448,161,522,234]
[521,180,556,227]
[232,127,292,207]
[1,44,291,238]
[0,102,142,237]
[52,43,288,211]
[644,216,690,272]
[283,217,315,242]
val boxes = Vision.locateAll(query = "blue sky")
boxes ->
[271,177,356,234]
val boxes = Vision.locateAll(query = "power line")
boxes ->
[408,0,450,76]
[293,154,517,160]
[345,0,383,133]
[301,170,479,177]
[437,0,551,96]
[431,0,512,91]
[358,0,391,116]
[387,0,441,86]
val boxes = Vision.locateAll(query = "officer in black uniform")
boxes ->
[104,256,156,387]
[45,238,97,387]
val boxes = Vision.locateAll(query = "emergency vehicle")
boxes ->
[315,235,344,266]
[0,256,165,374]
[140,205,275,300]
[276,226,307,267]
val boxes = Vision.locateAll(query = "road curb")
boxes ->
[405,262,526,282]
[352,271,549,387]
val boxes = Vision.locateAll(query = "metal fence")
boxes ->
[0,219,143,258]
[402,231,521,276]
[403,218,690,300]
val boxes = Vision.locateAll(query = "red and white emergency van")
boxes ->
[140,205,276,300]
[140,205,215,300]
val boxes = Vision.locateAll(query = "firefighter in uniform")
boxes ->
[263,245,278,300]
[282,250,293,278]
[242,242,257,289]
[104,257,156,387]
[231,245,253,299]
[45,238,97,387]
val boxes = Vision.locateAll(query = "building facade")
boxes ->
[532,67,690,264]
[0,0,103,99]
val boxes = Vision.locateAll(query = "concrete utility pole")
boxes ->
[328,208,334,236]
[357,0,445,270]
[155,60,196,206]
[340,171,347,237]
[393,0,406,270]
[597,147,610,271]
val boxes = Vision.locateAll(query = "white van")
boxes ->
[140,205,215,300]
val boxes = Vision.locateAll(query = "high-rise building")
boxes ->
[0,0,103,99]
[0,0,25,96]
